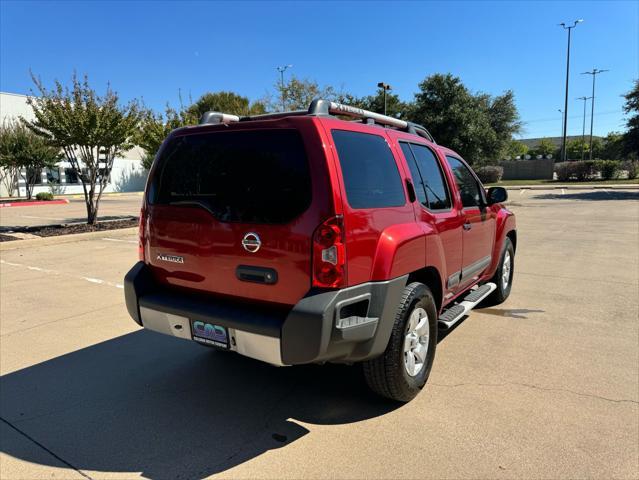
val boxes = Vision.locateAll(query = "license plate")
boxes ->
[190,320,229,348]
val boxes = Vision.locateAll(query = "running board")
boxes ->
[438,283,496,330]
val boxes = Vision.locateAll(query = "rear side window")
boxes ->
[332,130,405,209]
[410,144,451,210]
[150,129,311,224]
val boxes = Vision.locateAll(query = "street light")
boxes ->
[581,68,609,160]
[276,64,293,112]
[576,96,592,161]
[558,19,584,162]
[377,82,392,115]
[558,109,564,142]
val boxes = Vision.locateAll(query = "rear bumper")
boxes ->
[124,262,407,365]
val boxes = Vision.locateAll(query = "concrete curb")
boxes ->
[497,185,639,191]
[0,227,138,251]
[0,199,70,208]
[61,192,144,200]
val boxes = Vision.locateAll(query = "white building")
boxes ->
[0,92,147,197]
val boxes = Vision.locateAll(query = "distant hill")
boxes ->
[517,136,603,149]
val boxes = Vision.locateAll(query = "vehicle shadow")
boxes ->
[0,330,400,479]
[532,190,639,201]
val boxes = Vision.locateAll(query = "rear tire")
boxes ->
[362,282,438,402]
[485,237,514,306]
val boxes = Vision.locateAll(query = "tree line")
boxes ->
[0,72,637,225]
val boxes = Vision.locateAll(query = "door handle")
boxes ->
[463,222,472,231]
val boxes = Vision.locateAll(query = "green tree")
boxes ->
[530,138,556,158]
[24,73,141,224]
[622,79,639,158]
[137,105,193,169]
[339,91,410,119]
[269,76,339,111]
[601,132,624,160]
[504,139,528,159]
[411,74,521,164]
[565,138,603,160]
[0,121,59,199]
[186,91,266,120]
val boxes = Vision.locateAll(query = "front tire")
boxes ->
[362,282,438,402]
[485,237,515,305]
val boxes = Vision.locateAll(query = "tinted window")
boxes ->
[400,143,427,206]
[64,168,79,184]
[446,156,483,208]
[410,144,451,210]
[151,129,311,224]
[332,130,405,209]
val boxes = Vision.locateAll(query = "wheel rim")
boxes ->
[403,307,430,377]
[501,251,511,291]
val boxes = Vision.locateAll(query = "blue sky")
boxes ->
[1,1,637,139]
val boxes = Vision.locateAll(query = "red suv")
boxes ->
[125,99,516,402]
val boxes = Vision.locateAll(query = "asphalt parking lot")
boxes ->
[0,188,638,479]
[0,193,143,230]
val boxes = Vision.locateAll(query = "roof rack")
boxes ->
[199,99,435,143]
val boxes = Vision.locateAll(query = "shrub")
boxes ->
[554,162,571,181]
[35,192,54,201]
[594,160,621,180]
[554,161,597,181]
[622,160,638,179]
[475,165,503,184]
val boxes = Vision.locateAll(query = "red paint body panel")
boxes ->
[141,113,516,311]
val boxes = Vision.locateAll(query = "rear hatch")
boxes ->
[144,119,333,306]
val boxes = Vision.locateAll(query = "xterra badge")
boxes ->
[157,253,184,264]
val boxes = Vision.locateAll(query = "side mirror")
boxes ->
[487,187,508,205]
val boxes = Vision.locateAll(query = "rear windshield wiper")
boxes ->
[167,199,218,217]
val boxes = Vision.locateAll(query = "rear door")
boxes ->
[445,155,496,287]
[399,142,463,295]
[144,122,332,306]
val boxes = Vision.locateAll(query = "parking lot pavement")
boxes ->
[0,189,637,479]
[0,193,143,230]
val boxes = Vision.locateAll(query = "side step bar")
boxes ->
[438,282,496,330]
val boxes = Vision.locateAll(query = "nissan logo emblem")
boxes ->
[241,232,261,253]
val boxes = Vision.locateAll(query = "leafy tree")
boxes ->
[0,121,59,199]
[565,138,603,160]
[268,76,339,111]
[530,138,556,158]
[137,105,193,170]
[504,139,528,159]
[339,91,410,119]
[622,79,639,158]
[186,91,266,120]
[24,73,141,224]
[411,74,521,164]
[601,132,625,160]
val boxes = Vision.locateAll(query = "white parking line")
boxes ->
[0,259,123,289]
[102,238,138,244]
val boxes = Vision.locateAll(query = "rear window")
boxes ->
[149,129,311,224]
[332,130,405,209]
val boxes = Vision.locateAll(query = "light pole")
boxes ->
[581,68,609,160]
[377,82,392,115]
[276,64,293,112]
[576,96,592,161]
[558,109,564,141]
[558,19,583,162]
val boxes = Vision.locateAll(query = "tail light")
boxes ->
[312,216,346,288]
[138,207,146,261]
